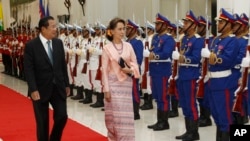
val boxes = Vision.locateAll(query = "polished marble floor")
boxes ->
[0,63,240,141]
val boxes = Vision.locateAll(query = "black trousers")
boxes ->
[32,85,68,141]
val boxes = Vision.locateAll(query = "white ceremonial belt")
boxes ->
[179,63,199,67]
[234,64,241,69]
[208,70,232,78]
[150,58,171,63]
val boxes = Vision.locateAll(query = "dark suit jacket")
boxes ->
[24,37,70,101]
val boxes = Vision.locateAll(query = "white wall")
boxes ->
[217,0,250,16]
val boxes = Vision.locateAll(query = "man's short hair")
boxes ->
[38,16,54,31]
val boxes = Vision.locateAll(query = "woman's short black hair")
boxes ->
[38,16,54,31]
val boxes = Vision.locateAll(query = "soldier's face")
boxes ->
[183,20,194,31]
[112,22,125,41]
[217,20,231,33]
[155,22,163,33]
[197,24,206,34]
[95,28,101,36]
[125,27,133,37]
[232,23,242,34]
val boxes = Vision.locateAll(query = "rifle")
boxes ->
[168,2,179,96]
[65,24,70,64]
[72,23,80,76]
[232,35,250,113]
[82,37,91,74]
[141,9,149,89]
[95,40,103,80]
[196,0,209,99]
[72,40,79,76]
[196,39,208,98]
[96,22,103,80]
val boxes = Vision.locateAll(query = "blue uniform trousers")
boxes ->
[151,76,169,111]
[208,88,234,132]
[197,83,210,110]
[177,79,198,120]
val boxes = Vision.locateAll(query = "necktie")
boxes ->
[47,40,53,65]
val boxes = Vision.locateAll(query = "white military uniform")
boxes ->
[88,35,103,93]
[77,37,92,90]
[64,33,75,84]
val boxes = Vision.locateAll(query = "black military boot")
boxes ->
[234,114,244,125]
[153,111,170,131]
[140,93,154,110]
[90,92,104,108]
[182,120,199,141]
[220,131,229,141]
[243,115,249,124]
[134,102,140,120]
[71,86,84,100]
[169,99,179,118]
[82,89,93,104]
[199,106,212,127]
[79,89,87,103]
[148,109,161,129]
[216,126,222,141]
[140,93,148,108]
[176,118,190,139]
[67,84,74,97]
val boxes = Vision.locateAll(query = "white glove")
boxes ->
[201,48,211,58]
[143,49,150,57]
[241,57,250,68]
[86,44,91,49]
[89,47,95,53]
[204,75,209,83]
[168,75,174,83]
[172,50,180,60]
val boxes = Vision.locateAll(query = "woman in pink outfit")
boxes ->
[102,17,140,141]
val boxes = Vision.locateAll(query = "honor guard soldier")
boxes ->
[232,13,249,124]
[58,23,66,42]
[64,24,75,96]
[201,8,239,141]
[71,24,85,101]
[126,19,144,120]
[147,13,175,130]
[2,30,10,75]
[90,22,106,108]
[174,10,203,141]
[79,25,95,104]
[196,16,213,127]
[11,32,19,77]
[167,23,180,118]
[6,29,14,76]
[140,21,155,110]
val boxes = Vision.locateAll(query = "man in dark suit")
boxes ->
[24,16,70,141]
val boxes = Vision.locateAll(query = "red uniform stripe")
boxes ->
[162,77,168,111]
[225,89,232,124]
[191,80,198,120]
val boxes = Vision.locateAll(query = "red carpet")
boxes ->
[0,84,107,141]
